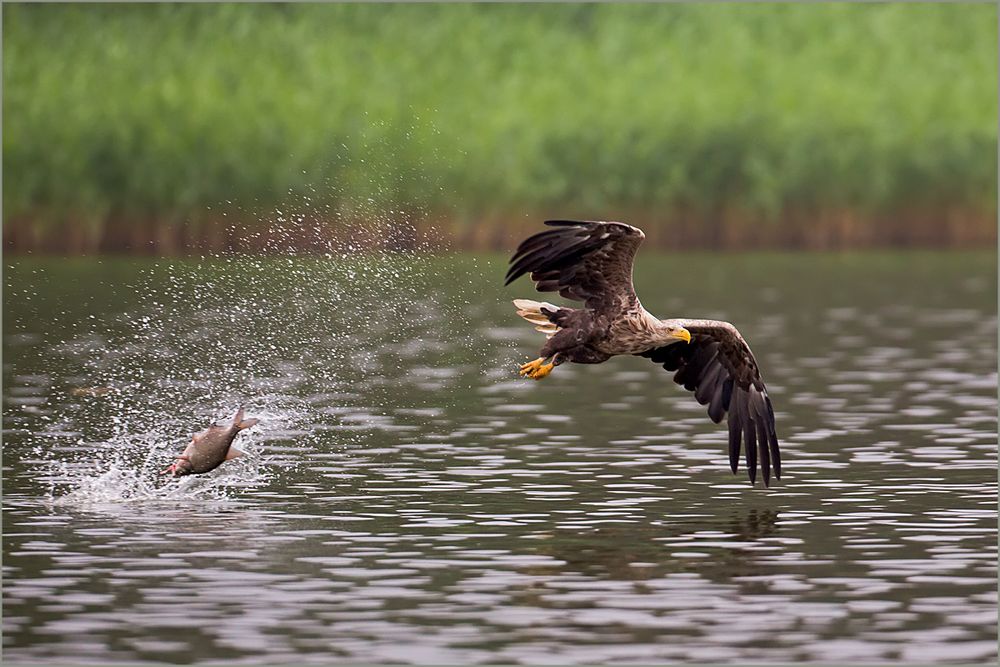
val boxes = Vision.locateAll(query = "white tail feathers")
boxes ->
[513,299,560,338]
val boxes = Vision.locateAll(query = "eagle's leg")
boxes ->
[518,353,562,380]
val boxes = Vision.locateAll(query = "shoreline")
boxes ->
[3,207,996,255]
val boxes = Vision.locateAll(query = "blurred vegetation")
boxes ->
[3,3,997,252]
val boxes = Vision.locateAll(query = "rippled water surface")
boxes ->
[3,251,997,664]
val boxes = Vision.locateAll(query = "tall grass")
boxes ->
[3,3,997,251]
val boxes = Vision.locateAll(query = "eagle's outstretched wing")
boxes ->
[504,220,644,312]
[638,320,781,486]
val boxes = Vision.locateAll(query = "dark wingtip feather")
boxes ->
[504,261,529,285]
[765,396,781,479]
[504,225,597,289]
[758,419,771,487]
[771,433,782,479]
[728,416,741,475]
[509,229,559,263]
[505,256,535,285]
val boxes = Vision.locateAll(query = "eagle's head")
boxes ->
[660,320,692,344]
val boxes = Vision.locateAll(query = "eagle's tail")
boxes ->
[513,299,560,338]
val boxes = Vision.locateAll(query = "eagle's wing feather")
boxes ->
[505,220,645,311]
[638,320,781,486]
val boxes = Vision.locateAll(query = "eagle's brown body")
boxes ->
[506,220,781,487]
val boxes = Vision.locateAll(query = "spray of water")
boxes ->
[41,135,504,505]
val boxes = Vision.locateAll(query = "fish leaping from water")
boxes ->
[162,407,259,477]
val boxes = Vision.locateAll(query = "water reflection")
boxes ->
[528,509,781,581]
[3,252,997,664]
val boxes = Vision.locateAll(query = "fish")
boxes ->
[162,406,259,477]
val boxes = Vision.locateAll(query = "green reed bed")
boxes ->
[4,3,996,251]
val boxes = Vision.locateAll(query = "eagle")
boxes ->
[505,220,781,487]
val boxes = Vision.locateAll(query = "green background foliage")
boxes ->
[3,3,997,246]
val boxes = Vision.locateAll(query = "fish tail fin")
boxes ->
[232,405,259,430]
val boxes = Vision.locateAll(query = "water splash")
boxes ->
[40,406,275,505]
[38,145,501,505]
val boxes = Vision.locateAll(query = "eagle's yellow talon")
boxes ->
[519,357,554,380]
[519,358,544,376]
[530,361,554,380]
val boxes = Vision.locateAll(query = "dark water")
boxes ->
[3,251,997,664]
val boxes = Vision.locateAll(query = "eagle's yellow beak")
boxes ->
[674,327,692,344]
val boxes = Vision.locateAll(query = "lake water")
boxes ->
[3,251,997,664]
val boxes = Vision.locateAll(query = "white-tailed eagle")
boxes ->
[506,220,781,487]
